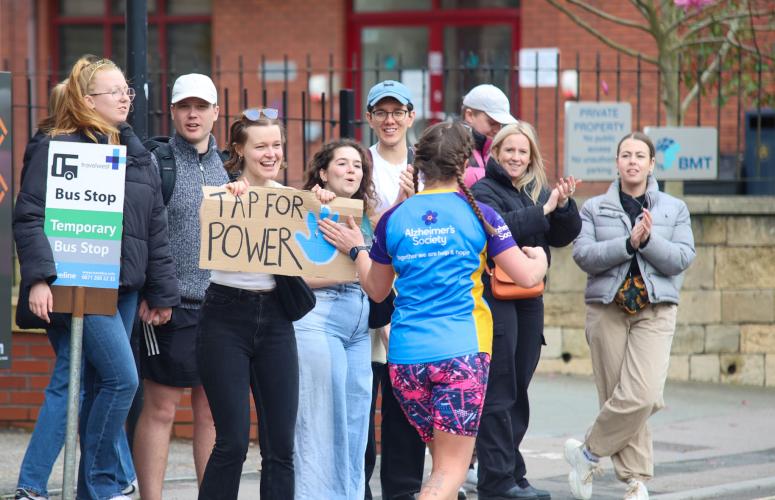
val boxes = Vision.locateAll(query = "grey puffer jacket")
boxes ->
[573,176,695,305]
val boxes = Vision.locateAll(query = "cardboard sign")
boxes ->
[44,141,126,289]
[199,186,364,279]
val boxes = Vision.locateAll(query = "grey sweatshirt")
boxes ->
[149,132,229,308]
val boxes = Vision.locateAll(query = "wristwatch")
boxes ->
[349,245,370,261]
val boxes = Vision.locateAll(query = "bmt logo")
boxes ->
[656,137,711,171]
[51,153,79,180]
[105,148,125,170]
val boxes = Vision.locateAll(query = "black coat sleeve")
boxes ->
[472,180,549,243]
[120,125,179,309]
[547,197,582,248]
[13,136,57,286]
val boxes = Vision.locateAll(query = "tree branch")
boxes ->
[681,17,740,114]
[544,0,659,64]
[665,0,726,34]
[564,0,652,33]
[678,10,771,39]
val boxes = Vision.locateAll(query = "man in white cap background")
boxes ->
[132,73,228,500]
[460,84,518,187]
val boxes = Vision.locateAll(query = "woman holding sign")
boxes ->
[319,121,548,500]
[292,139,377,499]
[197,110,313,500]
[13,55,177,500]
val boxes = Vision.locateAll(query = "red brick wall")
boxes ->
[211,0,347,187]
[0,330,263,440]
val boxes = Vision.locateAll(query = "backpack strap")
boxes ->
[144,137,176,206]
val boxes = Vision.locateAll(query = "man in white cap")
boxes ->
[133,73,228,500]
[460,84,518,187]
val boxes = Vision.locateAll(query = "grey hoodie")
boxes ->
[150,132,229,308]
[573,176,695,305]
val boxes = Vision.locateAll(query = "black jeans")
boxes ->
[364,362,426,500]
[476,291,544,495]
[197,283,298,500]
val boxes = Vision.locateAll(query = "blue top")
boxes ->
[371,189,516,364]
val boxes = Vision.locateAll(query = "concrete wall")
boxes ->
[537,196,775,387]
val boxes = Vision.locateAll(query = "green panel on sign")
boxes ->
[45,208,123,240]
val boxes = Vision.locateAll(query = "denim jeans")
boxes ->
[197,284,298,500]
[73,292,140,499]
[18,293,137,499]
[293,283,370,500]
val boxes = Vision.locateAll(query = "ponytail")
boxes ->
[456,169,495,236]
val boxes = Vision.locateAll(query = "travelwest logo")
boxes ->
[105,148,125,170]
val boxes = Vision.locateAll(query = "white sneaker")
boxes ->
[564,438,602,500]
[121,479,138,497]
[463,463,478,492]
[109,496,132,500]
[624,479,649,500]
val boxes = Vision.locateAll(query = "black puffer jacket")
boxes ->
[13,124,179,325]
[471,156,581,268]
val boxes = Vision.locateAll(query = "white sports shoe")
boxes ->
[624,479,649,500]
[564,438,602,500]
[463,463,478,492]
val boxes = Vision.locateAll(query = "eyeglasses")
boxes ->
[370,109,408,121]
[242,108,279,121]
[89,87,136,101]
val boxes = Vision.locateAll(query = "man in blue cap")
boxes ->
[362,80,429,500]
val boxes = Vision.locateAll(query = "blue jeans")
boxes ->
[293,283,371,500]
[17,292,138,498]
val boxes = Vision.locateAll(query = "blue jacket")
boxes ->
[573,176,695,304]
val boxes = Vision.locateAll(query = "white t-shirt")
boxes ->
[209,180,286,291]
[370,144,408,215]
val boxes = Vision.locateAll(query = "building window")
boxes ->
[52,0,212,134]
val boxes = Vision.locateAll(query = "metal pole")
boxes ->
[339,89,355,139]
[126,0,148,140]
[62,287,86,500]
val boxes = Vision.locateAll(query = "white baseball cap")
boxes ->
[171,73,218,105]
[462,84,517,125]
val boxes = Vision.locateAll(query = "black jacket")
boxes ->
[471,157,581,268]
[14,124,179,327]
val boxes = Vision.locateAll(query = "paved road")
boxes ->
[3,374,774,499]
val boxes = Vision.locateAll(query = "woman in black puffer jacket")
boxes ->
[13,55,177,500]
[471,121,581,500]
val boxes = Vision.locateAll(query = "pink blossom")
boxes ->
[674,0,714,9]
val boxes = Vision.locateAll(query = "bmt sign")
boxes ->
[644,127,718,180]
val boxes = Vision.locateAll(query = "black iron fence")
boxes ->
[6,52,775,193]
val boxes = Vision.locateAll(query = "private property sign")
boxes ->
[44,141,126,288]
[199,186,363,279]
[565,102,632,180]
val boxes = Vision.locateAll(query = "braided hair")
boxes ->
[413,121,495,236]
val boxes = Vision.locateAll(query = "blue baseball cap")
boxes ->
[367,80,413,108]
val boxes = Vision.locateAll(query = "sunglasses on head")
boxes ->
[242,108,279,121]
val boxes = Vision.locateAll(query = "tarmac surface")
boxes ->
[2,373,775,499]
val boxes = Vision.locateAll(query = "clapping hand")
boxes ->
[630,209,653,250]
[394,165,416,204]
[556,176,580,208]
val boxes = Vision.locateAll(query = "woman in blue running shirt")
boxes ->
[319,121,548,500]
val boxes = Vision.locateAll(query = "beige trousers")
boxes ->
[584,302,677,482]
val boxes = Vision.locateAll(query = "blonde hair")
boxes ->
[38,81,68,133]
[51,55,123,144]
[490,122,548,205]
